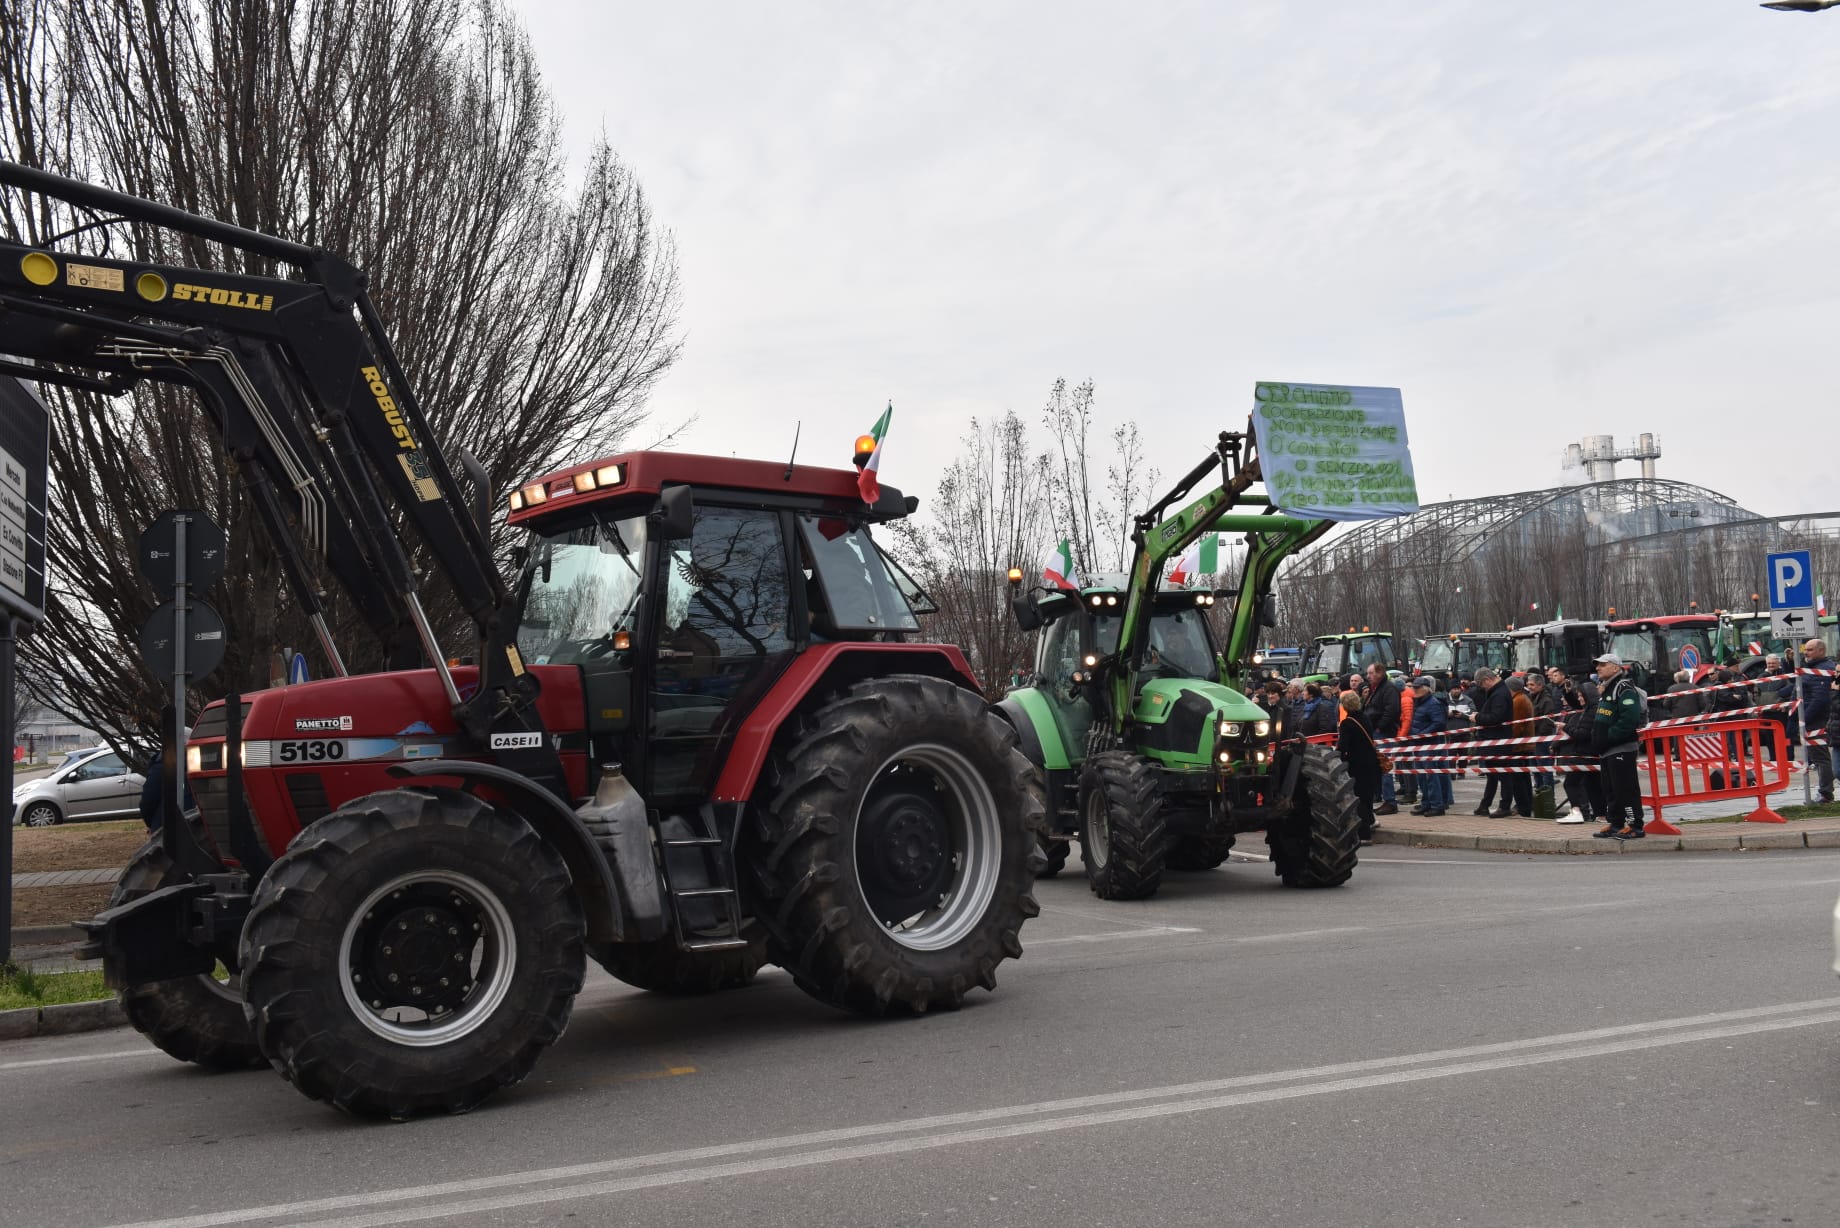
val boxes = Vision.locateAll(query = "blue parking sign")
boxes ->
[1766,550,1814,610]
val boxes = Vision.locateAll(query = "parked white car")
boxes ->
[11,748,145,826]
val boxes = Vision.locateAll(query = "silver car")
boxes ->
[12,749,145,826]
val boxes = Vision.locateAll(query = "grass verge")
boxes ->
[0,964,112,1010]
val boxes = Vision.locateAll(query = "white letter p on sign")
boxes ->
[1772,556,1804,606]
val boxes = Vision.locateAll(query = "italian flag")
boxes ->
[1042,538,1077,590]
[1169,535,1218,586]
[1819,589,1828,617]
[857,404,892,503]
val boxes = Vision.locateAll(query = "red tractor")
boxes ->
[0,163,1044,1118]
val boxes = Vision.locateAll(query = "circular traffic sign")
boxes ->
[138,597,228,681]
[1679,644,1700,670]
[137,509,227,592]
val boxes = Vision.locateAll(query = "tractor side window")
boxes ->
[1038,613,1081,681]
[796,516,921,635]
[648,507,796,803]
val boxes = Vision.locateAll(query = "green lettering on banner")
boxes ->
[1250,381,1419,521]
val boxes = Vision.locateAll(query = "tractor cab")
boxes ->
[1417,632,1511,687]
[1301,631,1397,684]
[1606,614,1717,692]
[1508,619,1607,678]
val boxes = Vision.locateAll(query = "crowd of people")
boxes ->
[1256,637,1839,845]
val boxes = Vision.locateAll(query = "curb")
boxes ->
[1373,825,1840,854]
[0,996,125,1040]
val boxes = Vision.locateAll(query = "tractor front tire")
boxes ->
[240,788,585,1119]
[109,838,266,1071]
[1077,752,1167,900]
[1267,745,1361,888]
[1165,832,1235,872]
[752,675,1045,1016]
[600,925,769,995]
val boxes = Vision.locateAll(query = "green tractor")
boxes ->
[997,431,1364,900]
[1299,631,1399,685]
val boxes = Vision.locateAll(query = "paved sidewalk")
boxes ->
[11,868,121,888]
[1376,774,1840,853]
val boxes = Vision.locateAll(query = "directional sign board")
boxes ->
[0,377,50,625]
[1766,550,1817,646]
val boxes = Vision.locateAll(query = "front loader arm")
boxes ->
[0,161,560,784]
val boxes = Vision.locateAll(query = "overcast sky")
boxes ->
[513,0,1840,523]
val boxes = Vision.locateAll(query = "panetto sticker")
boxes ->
[489,731,544,750]
[295,716,354,732]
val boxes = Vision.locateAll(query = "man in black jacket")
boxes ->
[1590,653,1648,839]
[1469,667,1514,815]
[1804,638,1837,803]
[1363,663,1403,815]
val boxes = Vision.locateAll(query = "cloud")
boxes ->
[513,0,1840,521]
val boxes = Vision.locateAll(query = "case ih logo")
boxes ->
[294,716,354,732]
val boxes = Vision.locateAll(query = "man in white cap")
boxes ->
[1589,652,1647,838]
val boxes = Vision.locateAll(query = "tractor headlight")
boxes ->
[185,746,202,774]
[1253,720,1271,739]
[1219,720,1242,738]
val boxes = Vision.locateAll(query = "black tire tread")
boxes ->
[1164,832,1236,872]
[1267,745,1362,888]
[749,674,1045,1017]
[1078,752,1168,900]
[109,839,266,1070]
[239,788,585,1119]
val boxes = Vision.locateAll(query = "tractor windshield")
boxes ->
[514,511,649,666]
[1090,607,1215,678]
[1143,607,1216,678]
[1419,640,1455,672]
[1311,640,1348,678]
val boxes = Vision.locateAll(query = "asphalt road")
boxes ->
[5,847,1839,1228]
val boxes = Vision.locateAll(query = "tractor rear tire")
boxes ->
[109,838,266,1071]
[239,788,585,1119]
[1036,837,1071,878]
[1165,832,1235,872]
[751,675,1045,1016]
[600,925,769,995]
[1077,752,1167,900]
[1267,745,1361,888]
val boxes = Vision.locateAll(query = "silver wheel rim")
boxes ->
[1084,787,1112,867]
[23,804,57,827]
[338,869,517,1047]
[851,743,1002,952]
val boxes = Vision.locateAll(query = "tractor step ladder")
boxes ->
[657,808,748,952]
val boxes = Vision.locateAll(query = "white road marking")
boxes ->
[0,1047,161,1073]
[96,996,1840,1228]
[1028,926,1201,946]
[1233,926,1369,943]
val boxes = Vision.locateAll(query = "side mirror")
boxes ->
[1011,593,1043,632]
[509,542,530,571]
[1259,597,1278,628]
[651,485,694,541]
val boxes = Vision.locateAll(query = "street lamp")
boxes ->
[1664,508,1702,609]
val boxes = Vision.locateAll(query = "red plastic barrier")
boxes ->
[1639,718,1791,835]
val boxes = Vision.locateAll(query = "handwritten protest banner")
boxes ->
[1250,382,1419,520]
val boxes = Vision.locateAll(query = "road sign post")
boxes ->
[136,509,228,876]
[1767,549,1820,804]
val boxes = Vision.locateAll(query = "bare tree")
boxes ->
[1,0,681,748]
[894,411,1052,695]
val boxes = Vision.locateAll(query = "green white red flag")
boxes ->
[1169,535,1218,586]
[1042,538,1077,590]
[857,404,893,503]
